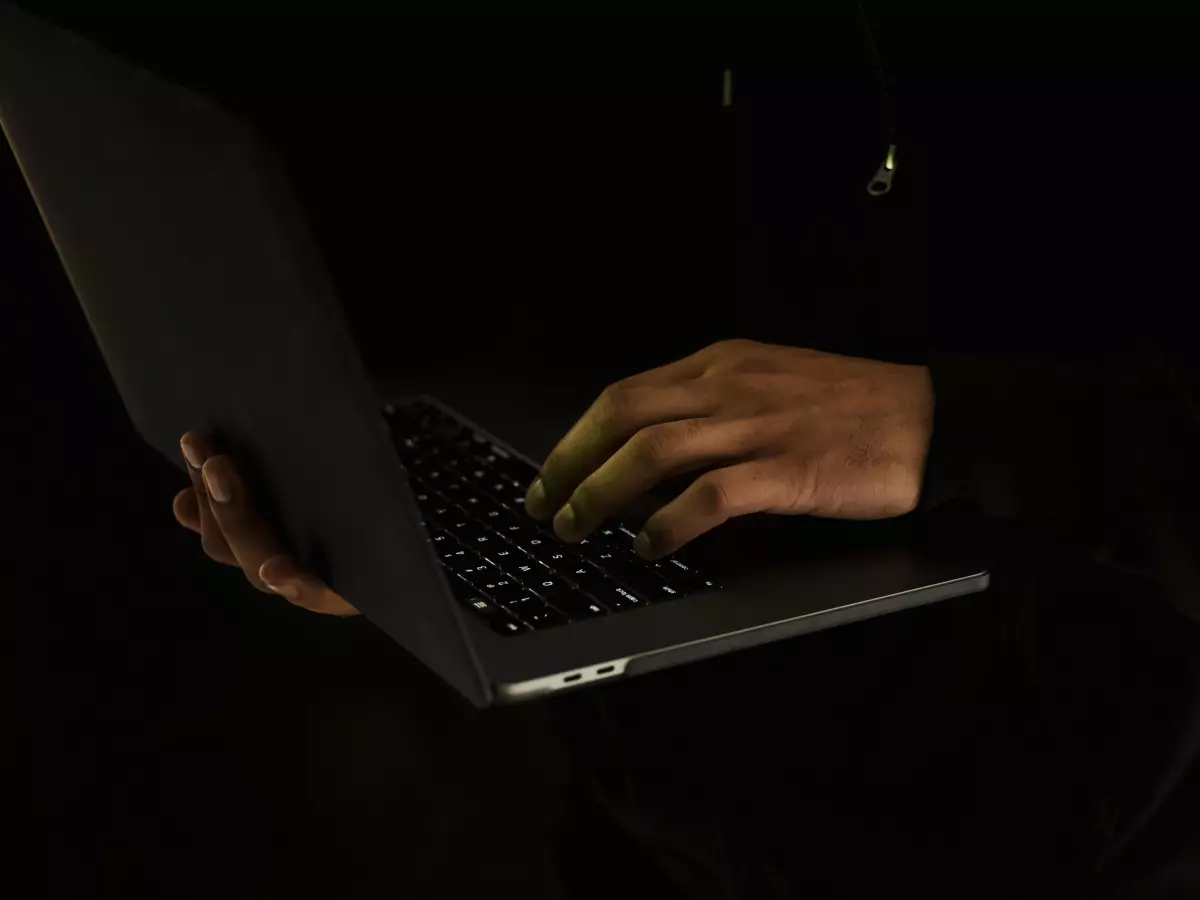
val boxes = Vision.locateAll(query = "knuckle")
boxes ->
[694,474,733,519]
[598,382,637,424]
[711,337,756,356]
[702,339,760,375]
[785,458,816,511]
[632,427,671,467]
[636,420,695,467]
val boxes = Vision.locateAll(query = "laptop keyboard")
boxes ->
[384,398,721,636]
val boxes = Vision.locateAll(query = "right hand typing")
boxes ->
[173,430,359,616]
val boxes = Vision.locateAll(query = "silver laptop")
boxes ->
[0,4,988,707]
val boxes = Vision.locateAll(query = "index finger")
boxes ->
[525,351,715,521]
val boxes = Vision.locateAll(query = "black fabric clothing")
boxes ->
[536,33,1200,900]
[13,3,1200,897]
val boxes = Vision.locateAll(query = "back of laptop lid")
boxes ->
[0,4,491,707]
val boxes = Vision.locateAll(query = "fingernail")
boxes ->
[259,554,297,584]
[553,503,579,542]
[525,477,549,519]
[180,437,203,469]
[633,531,654,558]
[266,583,300,600]
[202,460,233,503]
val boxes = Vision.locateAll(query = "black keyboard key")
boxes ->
[392,432,426,456]
[584,547,638,579]
[589,582,649,611]
[495,521,537,543]
[445,432,481,455]
[673,573,722,596]
[461,466,496,488]
[514,535,559,559]
[503,592,548,619]
[459,531,506,555]
[614,523,641,542]
[477,578,528,606]
[454,480,491,505]
[479,478,520,503]
[443,516,487,542]
[590,525,629,547]
[491,453,540,487]
[524,605,568,630]
[495,485,535,513]
[419,467,453,489]
[549,590,610,621]
[459,595,494,618]
[528,576,573,604]
[475,505,512,529]
[424,503,460,529]
[537,548,583,574]
[505,559,550,586]
[439,547,478,574]
[490,611,530,636]
[573,539,614,565]
[467,448,508,472]
[428,528,456,549]
[409,442,449,467]
[461,559,504,589]
[439,479,470,503]
[435,454,467,476]
[458,488,508,522]
[477,544,521,571]
[563,565,611,597]
[572,536,604,557]
[650,556,698,583]
[617,566,685,602]
[524,542,582,571]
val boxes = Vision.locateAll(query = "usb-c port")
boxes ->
[563,673,582,683]
[596,665,615,675]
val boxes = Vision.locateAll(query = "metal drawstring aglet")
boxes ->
[867,143,897,196]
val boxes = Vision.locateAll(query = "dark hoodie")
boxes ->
[536,11,1200,900]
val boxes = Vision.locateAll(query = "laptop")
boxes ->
[0,5,989,707]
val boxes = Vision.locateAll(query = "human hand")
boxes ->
[173,431,359,616]
[524,340,935,559]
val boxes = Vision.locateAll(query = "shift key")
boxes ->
[551,590,609,621]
